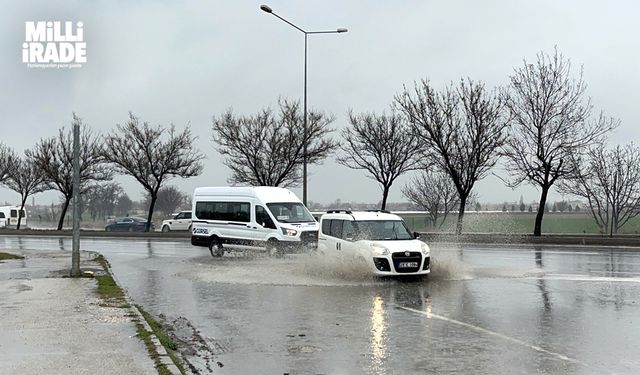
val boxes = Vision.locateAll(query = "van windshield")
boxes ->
[266,203,315,223]
[355,220,413,240]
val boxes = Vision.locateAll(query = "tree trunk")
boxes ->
[610,207,617,238]
[16,197,27,230]
[431,207,439,228]
[380,184,390,211]
[534,186,549,236]
[146,193,157,232]
[456,195,467,235]
[57,197,71,231]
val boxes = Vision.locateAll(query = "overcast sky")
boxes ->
[1,0,639,207]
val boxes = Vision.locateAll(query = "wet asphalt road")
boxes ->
[1,236,639,375]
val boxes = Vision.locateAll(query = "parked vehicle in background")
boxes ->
[105,217,153,232]
[318,210,431,276]
[190,186,319,257]
[161,211,192,232]
[0,206,27,228]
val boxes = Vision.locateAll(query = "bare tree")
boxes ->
[396,78,508,234]
[501,49,616,236]
[84,182,124,221]
[402,171,459,229]
[30,114,111,230]
[3,153,48,229]
[337,111,422,210]
[555,200,570,213]
[146,185,189,217]
[560,143,640,236]
[0,143,14,183]
[212,99,337,187]
[115,194,133,217]
[103,113,204,231]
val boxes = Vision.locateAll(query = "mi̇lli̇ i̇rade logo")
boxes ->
[22,21,86,69]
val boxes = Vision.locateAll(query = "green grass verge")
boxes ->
[401,211,640,235]
[95,254,110,271]
[136,305,178,350]
[95,274,125,301]
[135,304,185,374]
[135,322,174,375]
[92,253,183,374]
[0,252,24,260]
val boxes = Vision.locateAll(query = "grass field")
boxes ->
[399,211,640,235]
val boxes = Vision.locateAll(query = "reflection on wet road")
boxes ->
[1,236,639,374]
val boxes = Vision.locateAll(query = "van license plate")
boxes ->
[398,262,418,268]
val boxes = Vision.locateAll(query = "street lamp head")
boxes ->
[337,28,348,33]
[260,5,273,13]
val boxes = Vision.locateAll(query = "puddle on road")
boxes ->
[179,246,471,287]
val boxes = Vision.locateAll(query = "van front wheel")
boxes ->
[209,239,224,257]
[266,239,282,257]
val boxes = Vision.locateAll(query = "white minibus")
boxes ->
[190,187,319,256]
[0,206,27,228]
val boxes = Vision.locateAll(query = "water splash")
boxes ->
[428,246,470,281]
[181,245,472,286]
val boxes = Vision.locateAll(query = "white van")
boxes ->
[191,187,319,256]
[0,206,27,228]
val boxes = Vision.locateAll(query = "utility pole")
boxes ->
[71,119,80,276]
[259,4,347,205]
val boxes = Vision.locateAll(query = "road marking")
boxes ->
[528,275,640,283]
[397,305,585,366]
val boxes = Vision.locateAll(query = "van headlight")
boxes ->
[420,242,430,256]
[371,243,390,256]
[281,228,298,237]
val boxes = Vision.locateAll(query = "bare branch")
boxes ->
[145,185,190,216]
[103,112,205,231]
[337,110,422,210]
[396,78,508,234]
[501,48,617,236]
[29,113,112,230]
[0,143,15,184]
[212,99,337,188]
[560,142,640,236]
[2,149,48,229]
[402,171,460,229]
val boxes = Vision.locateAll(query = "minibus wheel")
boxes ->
[266,239,281,257]
[209,238,224,257]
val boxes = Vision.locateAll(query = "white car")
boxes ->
[161,211,192,232]
[317,210,431,276]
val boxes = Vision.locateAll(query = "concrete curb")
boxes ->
[98,253,182,375]
[129,305,182,375]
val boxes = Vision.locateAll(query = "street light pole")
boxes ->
[71,118,80,277]
[303,32,308,206]
[260,4,347,205]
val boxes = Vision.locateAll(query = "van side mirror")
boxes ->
[413,232,420,239]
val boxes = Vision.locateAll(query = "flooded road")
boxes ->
[2,236,639,374]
